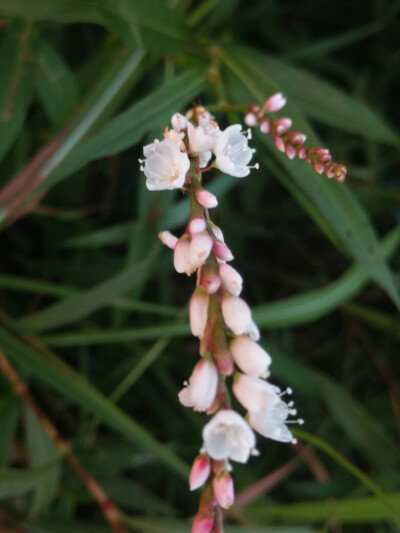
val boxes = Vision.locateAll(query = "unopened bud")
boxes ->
[190,454,211,491]
[192,513,214,533]
[188,217,207,236]
[285,145,296,160]
[312,162,325,174]
[212,240,234,262]
[158,230,178,250]
[244,112,258,127]
[221,296,252,335]
[173,237,192,274]
[264,92,287,113]
[259,119,270,134]
[171,112,188,132]
[275,117,292,135]
[189,233,213,268]
[196,189,218,209]
[273,136,286,153]
[219,263,243,296]
[212,473,235,509]
[189,287,209,338]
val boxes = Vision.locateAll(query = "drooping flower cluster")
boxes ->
[139,100,314,533]
[244,93,347,182]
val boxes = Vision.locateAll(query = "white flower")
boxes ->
[140,138,190,191]
[230,336,271,378]
[202,409,257,463]
[248,401,300,444]
[214,125,258,178]
[171,112,188,132]
[178,359,218,412]
[187,119,220,153]
[199,150,212,168]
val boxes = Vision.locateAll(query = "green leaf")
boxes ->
[0,462,60,500]
[250,493,400,523]
[253,227,400,327]
[220,46,400,308]
[35,39,80,129]
[0,327,189,479]
[16,246,159,332]
[63,221,138,248]
[0,21,35,164]
[25,408,61,518]
[0,395,20,466]
[344,302,400,343]
[223,44,398,145]
[44,69,206,190]
[0,0,186,52]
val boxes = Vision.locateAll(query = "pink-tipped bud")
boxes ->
[192,514,214,533]
[173,237,192,274]
[259,119,270,134]
[158,230,178,250]
[273,136,286,153]
[264,92,287,113]
[221,296,252,335]
[189,287,209,338]
[212,241,234,262]
[196,189,218,209]
[188,217,207,236]
[189,233,213,268]
[312,162,325,175]
[248,104,260,113]
[297,146,308,160]
[244,112,258,127]
[219,263,243,296]
[334,164,347,182]
[324,163,335,179]
[190,454,211,491]
[290,132,307,145]
[171,112,188,132]
[275,117,292,135]
[212,473,235,509]
[285,145,296,160]
[203,273,221,294]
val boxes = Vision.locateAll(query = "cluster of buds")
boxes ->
[244,93,347,183]
[140,103,310,532]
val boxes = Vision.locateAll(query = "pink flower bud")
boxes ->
[264,92,287,113]
[259,119,270,134]
[244,112,258,127]
[230,335,271,378]
[173,237,192,274]
[248,104,260,113]
[192,514,214,533]
[297,146,308,160]
[189,233,213,268]
[273,136,286,153]
[212,473,234,509]
[285,145,296,160]
[203,272,221,294]
[324,164,335,178]
[290,132,307,145]
[312,162,325,174]
[179,358,218,412]
[212,241,234,262]
[158,230,178,250]
[334,164,347,182]
[189,454,211,491]
[171,112,188,132]
[221,296,252,335]
[189,287,209,338]
[219,263,243,296]
[188,217,207,235]
[275,118,292,135]
[196,189,218,209]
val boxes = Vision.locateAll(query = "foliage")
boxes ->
[0,0,399,531]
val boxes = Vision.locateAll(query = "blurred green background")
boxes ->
[0,0,399,531]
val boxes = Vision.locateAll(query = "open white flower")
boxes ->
[214,125,257,178]
[140,138,190,191]
[202,409,257,463]
[248,401,299,444]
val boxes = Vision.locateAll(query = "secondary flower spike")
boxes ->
[139,99,348,531]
